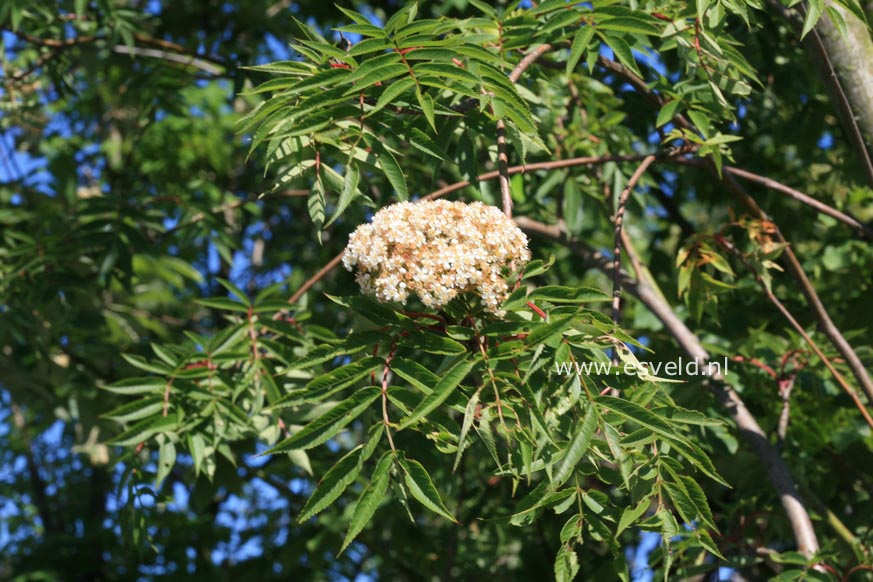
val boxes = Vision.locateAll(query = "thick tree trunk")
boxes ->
[816,5,873,147]
[803,3,873,184]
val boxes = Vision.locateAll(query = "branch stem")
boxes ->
[611,155,657,364]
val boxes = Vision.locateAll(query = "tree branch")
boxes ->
[495,43,554,218]
[514,216,822,559]
[674,159,873,240]
[112,45,224,76]
[611,155,657,363]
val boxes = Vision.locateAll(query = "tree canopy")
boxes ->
[2,1,873,581]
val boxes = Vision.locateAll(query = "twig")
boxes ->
[515,216,822,559]
[494,44,554,218]
[777,374,796,446]
[611,155,657,364]
[507,44,554,83]
[755,272,873,429]
[286,253,345,306]
[162,378,174,417]
[495,119,512,218]
[382,352,397,452]
[112,45,224,76]
[674,159,873,240]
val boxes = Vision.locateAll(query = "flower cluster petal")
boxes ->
[343,200,530,316]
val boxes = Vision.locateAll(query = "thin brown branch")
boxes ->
[611,155,657,362]
[495,44,554,218]
[515,216,822,559]
[508,43,554,83]
[737,257,873,429]
[674,159,873,240]
[5,28,226,80]
[493,116,513,218]
[286,253,345,306]
[778,374,796,446]
[4,29,99,47]
[381,363,397,452]
[112,45,224,76]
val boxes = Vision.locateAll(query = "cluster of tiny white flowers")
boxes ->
[343,200,531,316]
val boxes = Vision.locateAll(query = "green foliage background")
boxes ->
[1,1,872,581]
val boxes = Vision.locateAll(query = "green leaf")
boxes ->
[270,356,382,408]
[217,278,250,305]
[122,354,171,375]
[340,451,393,554]
[522,255,556,280]
[668,439,730,487]
[596,16,660,36]
[801,0,824,38]
[287,449,313,475]
[309,180,326,239]
[562,179,583,235]
[398,356,478,429]
[416,90,437,132]
[596,396,684,442]
[616,499,651,537]
[390,357,439,394]
[375,144,408,200]
[369,77,417,116]
[102,377,166,395]
[344,63,409,94]
[399,456,458,522]
[552,405,597,488]
[696,529,725,560]
[299,447,364,522]
[196,297,250,312]
[107,415,177,446]
[454,388,481,471]
[679,474,717,530]
[527,285,610,304]
[155,440,176,488]
[566,26,596,75]
[663,479,699,527]
[696,0,711,22]
[188,433,206,476]
[325,164,361,228]
[554,545,580,582]
[408,127,443,160]
[602,34,640,77]
[405,330,466,355]
[656,100,682,128]
[103,396,165,423]
[526,314,574,346]
[264,387,380,452]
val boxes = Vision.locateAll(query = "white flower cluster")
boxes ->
[343,200,531,316]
